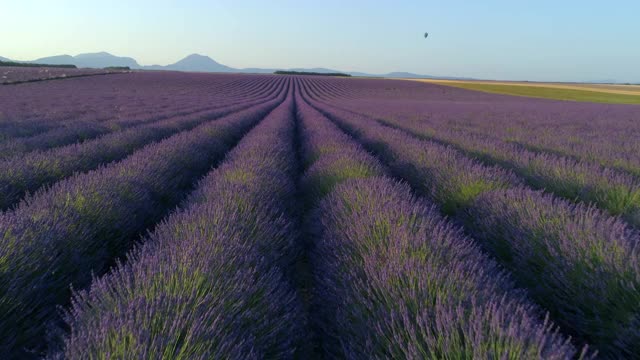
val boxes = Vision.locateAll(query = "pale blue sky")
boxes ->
[3,0,639,82]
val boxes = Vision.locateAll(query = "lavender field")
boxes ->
[1,71,639,359]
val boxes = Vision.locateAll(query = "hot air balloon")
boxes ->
[424,32,429,38]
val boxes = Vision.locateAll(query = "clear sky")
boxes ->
[3,0,639,82]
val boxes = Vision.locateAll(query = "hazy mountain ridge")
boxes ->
[0,52,457,79]
[72,52,140,68]
[6,52,631,83]
[30,55,78,65]
[3,53,140,69]
[162,54,234,72]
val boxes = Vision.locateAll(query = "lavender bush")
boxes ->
[467,187,640,357]
[370,116,640,226]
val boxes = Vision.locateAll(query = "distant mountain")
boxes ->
[0,56,11,62]
[32,55,76,65]
[9,51,467,79]
[585,79,618,84]
[286,69,473,79]
[239,67,467,79]
[74,52,140,68]
[383,72,436,79]
[27,52,140,68]
[377,71,475,80]
[163,54,234,72]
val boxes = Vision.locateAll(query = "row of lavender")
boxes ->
[0,77,285,210]
[0,76,278,159]
[0,66,127,85]
[44,79,583,359]
[0,77,289,356]
[54,86,305,358]
[295,88,581,358]
[301,77,640,357]
[374,117,640,223]
[2,72,268,122]
[0,73,276,152]
[308,80,640,227]
[312,77,640,179]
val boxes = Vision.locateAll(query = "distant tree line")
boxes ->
[0,61,77,69]
[103,66,131,71]
[274,70,351,77]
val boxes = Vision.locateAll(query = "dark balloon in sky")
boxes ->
[424,32,429,38]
